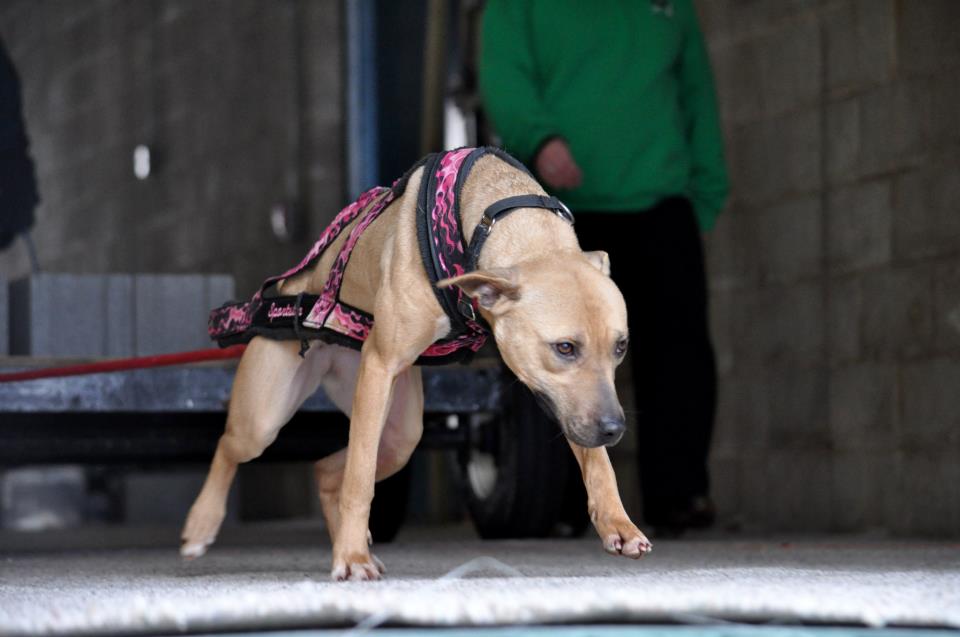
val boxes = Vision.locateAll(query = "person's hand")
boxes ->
[535,138,583,190]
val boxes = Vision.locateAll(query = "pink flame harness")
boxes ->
[208,147,571,365]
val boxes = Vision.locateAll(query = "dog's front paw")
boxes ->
[180,501,226,560]
[331,549,386,581]
[596,517,652,559]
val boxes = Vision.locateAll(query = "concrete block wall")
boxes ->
[133,274,234,355]
[0,0,343,297]
[9,273,233,356]
[10,274,135,357]
[701,0,960,535]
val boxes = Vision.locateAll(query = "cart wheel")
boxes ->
[459,373,575,538]
[368,462,412,543]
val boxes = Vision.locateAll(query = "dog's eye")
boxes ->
[553,341,576,358]
[615,339,628,357]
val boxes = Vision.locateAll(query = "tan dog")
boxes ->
[181,154,652,580]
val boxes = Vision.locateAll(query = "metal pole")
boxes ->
[21,231,40,273]
[346,0,379,199]
[420,0,448,155]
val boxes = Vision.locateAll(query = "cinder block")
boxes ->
[880,450,906,536]
[756,195,821,284]
[713,373,770,452]
[897,0,960,76]
[708,289,736,376]
[892,151,960,262]
[705,206,762,291]
[774,109,823,199]
[930,72,960,148]
[737,451,772,532]
[826,275,862,365]
[706,455,740,527]
[0,279,7,356]
[710,41,763,125]
[900,358,960,448]
[858,80,930,176]
[933,261,960,354]
[828,363,897,451]
[831,451,886,532]
[730,109,820,205]
[729,282,824,370]
[765,367,829,449]
[860,265,934,360]
[697,1,814,42]
[763,449,834,531]
[205,274,236,307]
[826,179,893,273]
[824,0,894,95]
[8,273,234,357]
[10,274,134,357]
[134,274,235,355]
[105,275,135,357]
[825,98,859,185]
[757,18,820,115]
[134,274,203,357]
[896,450,960,536]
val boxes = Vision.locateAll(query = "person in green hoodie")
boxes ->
[480,0,728,535]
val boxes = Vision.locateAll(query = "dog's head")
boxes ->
[440,250,628,448]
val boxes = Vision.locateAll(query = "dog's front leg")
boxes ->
[568,443,652,558]
[331,346,402,581]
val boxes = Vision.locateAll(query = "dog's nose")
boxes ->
[599,415,625,443]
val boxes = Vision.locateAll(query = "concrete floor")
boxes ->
[1,523,959,636]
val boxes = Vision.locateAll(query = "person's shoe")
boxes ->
[686,495,717,529]
[649,495,716,538]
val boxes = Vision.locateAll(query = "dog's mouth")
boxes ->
[532,390,560,423]
[564,426,612,448]
[533,391,596,446]
[532,389,618,448]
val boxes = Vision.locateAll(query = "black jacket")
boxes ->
[0,38,38,250]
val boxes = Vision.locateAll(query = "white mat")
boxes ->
[1,532,958,635]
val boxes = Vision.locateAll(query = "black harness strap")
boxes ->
[465,194,575,273]
[293,292,310,358]
[415,152,458,330]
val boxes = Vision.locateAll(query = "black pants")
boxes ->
[574,197,717,525]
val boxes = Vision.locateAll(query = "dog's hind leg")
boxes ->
[180,337,331,558]
[314,356,423,553]
[312,346,360,546]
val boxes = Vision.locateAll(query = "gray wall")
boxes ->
[701,1,960,535]
[0,0,344,296]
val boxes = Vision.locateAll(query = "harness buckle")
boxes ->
[480,214,494,228]
[458,296,477,322]
[555,198,574,224]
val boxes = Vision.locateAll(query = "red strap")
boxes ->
[0,344,247,383]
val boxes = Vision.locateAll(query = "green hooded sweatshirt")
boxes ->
[479,0,729,230]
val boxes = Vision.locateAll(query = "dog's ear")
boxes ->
[583,250,611,276]
[437,267,519,312]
